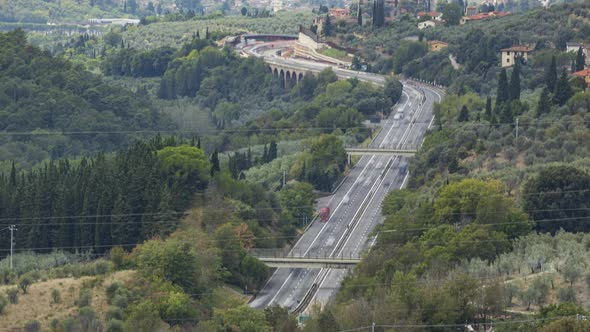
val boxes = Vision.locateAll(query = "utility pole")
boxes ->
[9,225,16,269]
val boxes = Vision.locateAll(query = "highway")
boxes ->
[243,40,444,312]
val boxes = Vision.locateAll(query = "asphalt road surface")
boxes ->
[245,41,444,312]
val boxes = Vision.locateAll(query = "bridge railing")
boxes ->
[249,248,361,260]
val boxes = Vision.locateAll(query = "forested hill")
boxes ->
[0,29,171,169]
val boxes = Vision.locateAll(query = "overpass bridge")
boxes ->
[256,257,360,269]
[345,148,418,156]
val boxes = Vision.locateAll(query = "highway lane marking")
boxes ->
[269,270,293,306]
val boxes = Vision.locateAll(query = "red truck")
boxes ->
[319,207,330,222]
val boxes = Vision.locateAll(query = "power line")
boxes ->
[1,205,589,228]
[0,117,588,137]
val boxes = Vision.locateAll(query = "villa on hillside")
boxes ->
[460,11,510,24]
[416,11,443,21]
[418,20,443,30]
[566,42,590,66]
[500,45,532,68]
[572,69,590,86]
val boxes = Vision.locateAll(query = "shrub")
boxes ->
[106,306,124,321]
[78,306,102,331]
[7,287,18,304]
[51,288,61,304]
[557,287,577,303]
[24,320,41,332]
[106,319,124,332]
[19,275,33,294]
[77,288,92,308]
[105,283,121,304]
[50,319,59,331]
[113,294,129,309]
[110,247,131,270]
[0,294,8,314]
[93,260,111,275]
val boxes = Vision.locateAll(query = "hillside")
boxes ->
[299,3,590,331]
[0,29,172,170]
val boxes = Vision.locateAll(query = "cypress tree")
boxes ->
[210,150,220,176]
[536,87,551,117]
[205,27,210,40]
[458,105,469,122]
[546,56,557,92]
[509,61,521,101]
[324,14,332,37]
[576,47,586,72]
[357,0,363,26]
[553,69,573,106]
[269,141,278,161]
[496,68,509,105]
[484,96,492,121]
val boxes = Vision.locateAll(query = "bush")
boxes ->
[106,306,124,321]
[7,287,18,304]
[24,320,41,332]
[107,319,124,332]
[110,247,131,270]
[557,287,577,303]
[50,319,59,331]
[51,288,61,304]
[77,288,92,308]
[93,260,111,275]
[105,283,121,304]
[0,294,8,314]
[19,275,33,294]
[113,294,129,309]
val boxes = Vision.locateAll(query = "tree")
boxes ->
[457,105,469,122]
[133,238,205,293]
[357,0,363,26]
[160,291,198,325]
[279,182,315,220]
[241,7,248,16]
[484,96,492,121]
[265,306,298,332]
[523,166,590,233]
[536,88,551,117]
[509,61,521,101]
[576,47,586,72]
[442,3,462,26]
[372,0,385,28]
[546,56,557,92]
[553,69,573,106]
[124,301,162,332]
[323,14,333,37]
[384,77,403,105]
[18,275,32,294]
[211,306,271,332]
[210,150,220,176]
[306,135,347,191]
[496,69,510,105]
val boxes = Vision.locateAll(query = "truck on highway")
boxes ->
[319,207,330,222]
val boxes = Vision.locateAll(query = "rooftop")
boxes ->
[572,69,590,77]
[417,11,442,17]
[501,45,533,52]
